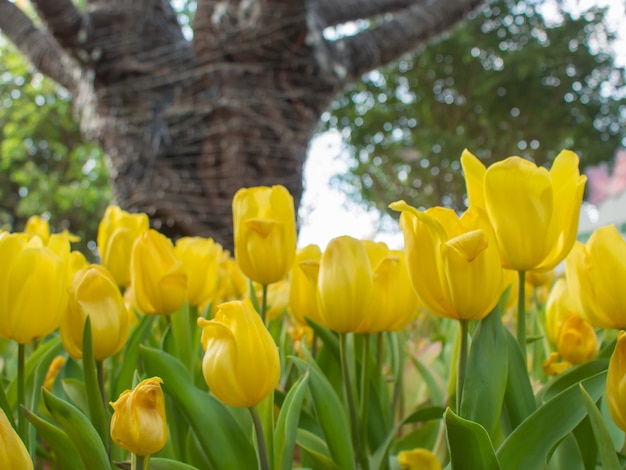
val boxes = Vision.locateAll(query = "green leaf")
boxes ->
[275,370,310,470]
[82,317,108,446]
[538,359,609,404]
[460,306,508,435]
[42,389,110,470]
[497,370,607,470]
[580,385,621,470]
[305,317,340,361]
[548,433,584,470]
[22,407,84,470]
[292,357,356,470]
[445,407,501,470]
[61,378,89,416]
[296,428,340,470]
[140,346,257,470]
[149,458,199,470]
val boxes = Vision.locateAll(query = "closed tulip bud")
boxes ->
[317,236,374,333]
[61,265,130,360]
[98,206,149,287]
[131,229,187,315]
[110,377,167,456]
[198,299,280,408]
[0,408,33,470]
[397,448,442,470]
[546,278,578,344]
[24,215,50,244]
[175,237,223,307]
[607,331,626,432]
[357,242,419,333]
[390,202,502,321]
[461,149,586,271]
[565,225,626,329]
[556,313,596,364]
[233,185,297,285]
[289,244,323,325]
[0,233,70,344]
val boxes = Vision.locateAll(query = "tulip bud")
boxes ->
[289,244,323,325]
[556,313,596,364]
[175,237,223,307]
[232,185,297,285]
[130,229,187,315]
[0,233,70,344]
[110,377,168,456]
[198,299,280,408]
[545,278,578,344]
[61,265,130,360]
[397,448,442,470]
[607,331,626,432]
[97,206,149,287]
[254,279,290,321]
[0,408,33,470]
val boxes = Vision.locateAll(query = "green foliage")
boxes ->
[0,42,110,255]
[326,0,626,213]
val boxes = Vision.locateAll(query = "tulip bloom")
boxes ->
[98,206,149,287]
[317,236,374,333]
[357,242,419,333]
[24,215,50,244]
[61,265,130,360]
[390,202,502,321]
[556,313,596,365]
[0,233,70,344]
[175,237,223,307]
[461,149,586,271]
[232,185,297,285]
[565,225,626,329]
[0,408,32,470]
[255,279,290,321]
[545,278,578,344]
[607,331,626,432]
[131,229,187,315]
[110,377,168,456]
[397,448,442,470]
[289,244,323,325]
[198,299,280,408]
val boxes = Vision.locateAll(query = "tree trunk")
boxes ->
[0,0,484,250]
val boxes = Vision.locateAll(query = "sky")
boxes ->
[297,0,626,250]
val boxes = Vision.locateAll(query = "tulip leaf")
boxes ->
[169,302,197,374]
[296,428,340,470]
[409,355,445,407]
[292,356,356,470]
[461,306,508,436]
[140,346,257,470]
[61,378,89,416]
[42,389,110,470]
[445,407,501,470]
[112,314,155,399]
[496,370,607,470]
[501,328,536,432]
[305,317,340,361]
[548,433,584,469]
[537,359,609,404]
[275,370,310,470]
[579,385,621,470]
[82,317,109,446]
[22,406,84,470]
[0,381,15,432]
[149,458,199,470]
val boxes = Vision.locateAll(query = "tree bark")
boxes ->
[0,0,484,249]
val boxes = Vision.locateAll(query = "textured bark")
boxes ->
[0,0,485,249]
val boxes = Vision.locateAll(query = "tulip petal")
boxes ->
[461,149,487,210]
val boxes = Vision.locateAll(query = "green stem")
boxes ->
[17,342,28,448]
[340,333,367,470]
[517,270,527,362]
[131,453,150,470]
[376,332,383,365]
[456,319,469,414]
[359,334,371,463]
[260,284,268,323]
[96,360,110,455]
[249,405,270,470]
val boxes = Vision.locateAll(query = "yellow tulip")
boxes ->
[0,234,70,343]
[545,278,578,344]
[130,229,187,315]
[390,202,502,321]
[565,225,626,329]
[174,237,223,307]
[357,242,419,333]
[110,377,168,456]
[43,355,66,391]
[461,149,586,271]
[289,244,323,325]
[397,448,442,470]
[232,185,297,285]
[198,299,280,408]
[0,408,33,470]
[97,206,149,287]
[61,265,130,360]
[214,254,248,304]
[317,236,374,333]
[556,313,596,365]
[24,215,50,244]
[607,331,626,432]
[255,278,290,321]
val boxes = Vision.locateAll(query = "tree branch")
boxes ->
[30,0,90,51]
[0,0,79,91]
[336,0,486,82]
[318,0,416,26]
